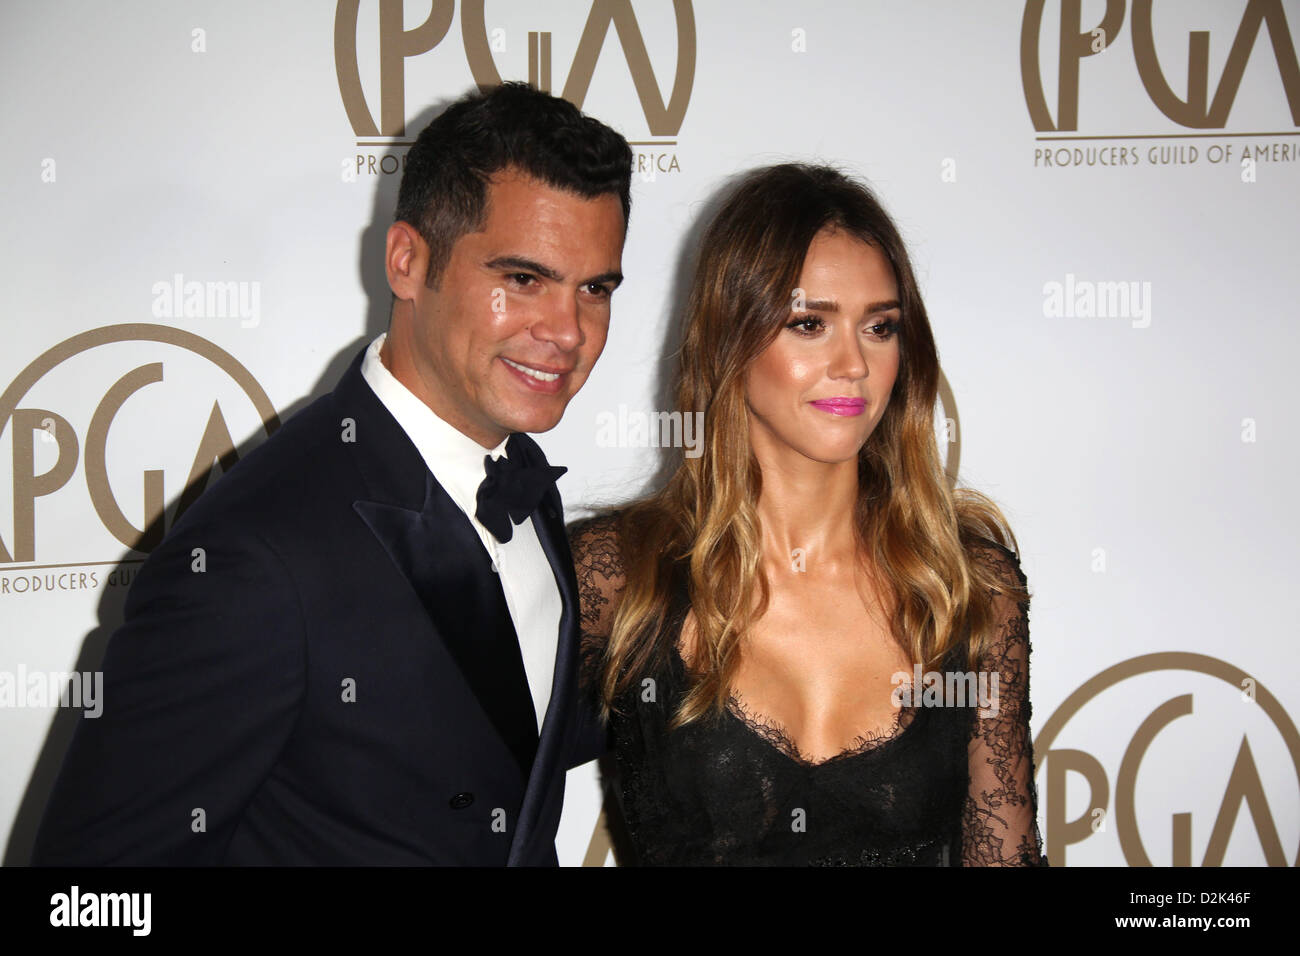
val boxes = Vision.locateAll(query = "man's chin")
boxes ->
[497,405,567,436]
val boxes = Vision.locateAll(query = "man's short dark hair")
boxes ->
[394,82,633,287]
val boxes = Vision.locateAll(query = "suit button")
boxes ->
[449,792,474,810]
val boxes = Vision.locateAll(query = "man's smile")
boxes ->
[500,356,572,392]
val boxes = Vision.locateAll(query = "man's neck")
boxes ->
[377,330,506,450]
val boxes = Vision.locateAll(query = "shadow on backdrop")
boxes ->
[4,99,456,866]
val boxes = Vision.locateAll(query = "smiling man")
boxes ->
[33,83,631,866]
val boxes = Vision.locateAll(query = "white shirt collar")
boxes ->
[359,333,509,518]
[359,334,560,733]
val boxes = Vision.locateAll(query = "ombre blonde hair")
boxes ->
[598,164,1026,727]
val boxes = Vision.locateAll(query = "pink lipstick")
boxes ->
[809,397,866,416]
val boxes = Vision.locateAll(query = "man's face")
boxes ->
[385,169,626,447]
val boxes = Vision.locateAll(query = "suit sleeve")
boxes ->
[31,519,305,865]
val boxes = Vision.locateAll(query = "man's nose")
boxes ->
[532,290,584,351]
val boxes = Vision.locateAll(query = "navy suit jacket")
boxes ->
[32,349,605,865]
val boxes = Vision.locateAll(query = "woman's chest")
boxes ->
[679,593,915,764]
[612,675,973,861]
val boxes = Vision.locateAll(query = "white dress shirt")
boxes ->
[360,333,560,733]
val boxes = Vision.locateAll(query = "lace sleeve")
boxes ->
[567,512,627,689]
[960,541,1049,866]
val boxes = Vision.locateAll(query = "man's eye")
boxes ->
[583,283,612,298]
[509,273,536,287]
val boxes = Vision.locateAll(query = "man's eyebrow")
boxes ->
[486,256,623,290]
[801,297,901,314]
[484,256,562,282]
[584,270,624,289]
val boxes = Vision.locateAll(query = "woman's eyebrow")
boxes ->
[800,297,901,313]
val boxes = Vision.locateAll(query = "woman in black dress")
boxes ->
[570,164,1047,866]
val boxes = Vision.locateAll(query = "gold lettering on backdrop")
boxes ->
[0,325,279,563]
[1020,0,1125,132]
[560,0,695,137]
[583,809,613,866]
[85,364,166,553]
[463,1,697,137]
[937,370,960,487]
[10,409,78,563]
[1114,694,1191,867]
[1035,653,1300,867]
[335,0,454,138]
[337,1,698,138]
[173,402,241,522]
[1203,738,1287,866]
[1020,0,1300,131]
[1046,748,1109,855]
[1131,0,1300,129]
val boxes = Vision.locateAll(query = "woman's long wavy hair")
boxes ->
[599,163,1025,727]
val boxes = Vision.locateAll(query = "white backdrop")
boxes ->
[2,0,1298,867]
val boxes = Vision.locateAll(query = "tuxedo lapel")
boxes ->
[506,438,580,865]
[353,477,539,777]
[333,351,577,864]
[334,351,538,777]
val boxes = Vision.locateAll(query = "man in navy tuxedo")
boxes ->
[32,82,629,865]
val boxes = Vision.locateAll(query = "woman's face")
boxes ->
[744,227,901,466]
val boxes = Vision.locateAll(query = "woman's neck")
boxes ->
[754,452,861,568]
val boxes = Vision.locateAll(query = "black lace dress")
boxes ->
[570,514,1048,867]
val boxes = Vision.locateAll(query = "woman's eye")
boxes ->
[866,319,900,341]
[786,314,823,335]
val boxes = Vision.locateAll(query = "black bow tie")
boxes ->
[474,433,567,544]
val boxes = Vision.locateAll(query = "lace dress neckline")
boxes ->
[668,640,927,768]
[570,513,1049,865]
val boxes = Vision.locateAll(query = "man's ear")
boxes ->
[386,221,427,301]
